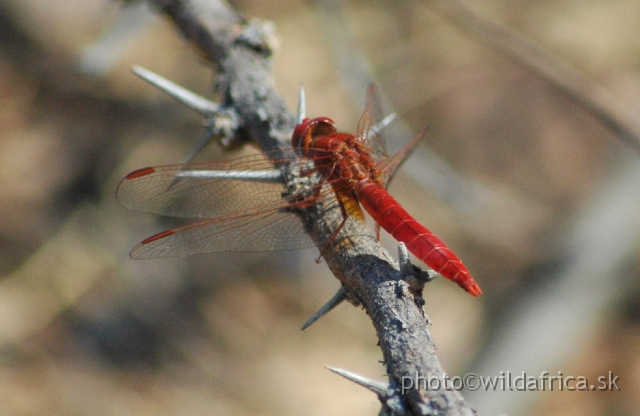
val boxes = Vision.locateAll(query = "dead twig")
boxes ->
[423,0,640,153]
[137,0,475,414]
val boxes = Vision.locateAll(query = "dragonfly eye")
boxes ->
[310,117,336,137]
[292,117,337,156]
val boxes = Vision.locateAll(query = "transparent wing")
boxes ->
[356,83,388,161]
[377,129,428,188]
[129,209,318,259]
[118,150,354,258]
[117,153,298,219]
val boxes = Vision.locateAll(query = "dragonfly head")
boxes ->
[292,116,336,156]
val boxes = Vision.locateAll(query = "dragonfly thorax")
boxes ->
[318,134,382,189]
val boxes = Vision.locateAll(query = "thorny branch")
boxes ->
[138,0,474,414]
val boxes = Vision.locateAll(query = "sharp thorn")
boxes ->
[325,367,389,396]
[297,84,306,124]
[397,242,438,284]
[183,130,215,165]
[164,130,215,191]
[175,169,284,182]
[301,286,346,330]
[397,242,412,275]
[424,269,440,283]
[131,66,219,115]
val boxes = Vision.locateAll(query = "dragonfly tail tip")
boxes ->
[465,282,483,297]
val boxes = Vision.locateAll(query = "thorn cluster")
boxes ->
[131,66,243,158]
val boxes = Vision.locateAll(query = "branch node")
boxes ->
[132,66,244,155]
[397,243,438,301]
[234,18,279,56]
[205,106,243,150]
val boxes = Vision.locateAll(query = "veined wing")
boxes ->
[117,153,302,219]
[129,184,347,259]
[129,208,319,259]
[356,84,388,161]
[119,153,350,258]
[376,129,428,188]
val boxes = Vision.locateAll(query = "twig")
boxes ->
[139,0,475,414]
[423,0,640,153]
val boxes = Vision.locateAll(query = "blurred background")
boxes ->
[0,0,639,414]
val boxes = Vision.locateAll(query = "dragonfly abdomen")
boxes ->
[357,181,482,296]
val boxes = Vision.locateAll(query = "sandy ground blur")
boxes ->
[0,0,639,415]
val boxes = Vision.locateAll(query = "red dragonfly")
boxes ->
[117,85,482,296]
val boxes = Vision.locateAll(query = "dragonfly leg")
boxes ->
[299,167,317,177]
[292,178,325,210]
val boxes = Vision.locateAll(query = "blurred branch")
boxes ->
[467,153,640,415]
[423,0,640,153]
[137,0,474,413]
[79,1,154,75]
